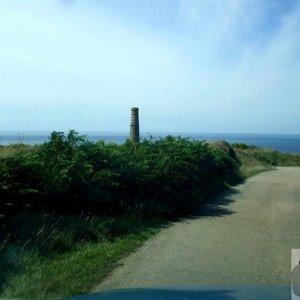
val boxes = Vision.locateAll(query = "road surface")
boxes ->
[95,167,300,291]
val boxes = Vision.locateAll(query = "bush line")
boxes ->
[0,131,242,217]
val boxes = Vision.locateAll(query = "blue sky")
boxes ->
[0,0,299,134]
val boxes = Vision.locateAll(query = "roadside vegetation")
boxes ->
[0,131,299,299]
[233,143,300,177]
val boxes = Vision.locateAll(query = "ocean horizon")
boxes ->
[0,131,300,154]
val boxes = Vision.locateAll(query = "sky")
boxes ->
[0,0,299,134]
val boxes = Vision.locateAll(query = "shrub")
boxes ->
[0,131,242,216]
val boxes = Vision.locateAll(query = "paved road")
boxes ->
[95,167,300,291]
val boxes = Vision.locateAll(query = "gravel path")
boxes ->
[95,167,300,291]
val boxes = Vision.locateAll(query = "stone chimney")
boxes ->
[130,107,139,142]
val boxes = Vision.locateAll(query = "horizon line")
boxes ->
[0,130,299,136]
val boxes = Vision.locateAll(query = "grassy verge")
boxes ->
[233,143,300,178]
[237,156,275,178]
[0,212,166,299]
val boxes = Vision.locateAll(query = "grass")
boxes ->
[0,144,34,159]
[0,212,166,299]
[237,156,275,178]
[233,143,300,178]
[2,237,148,300]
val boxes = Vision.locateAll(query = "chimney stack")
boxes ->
[130,107,139,143]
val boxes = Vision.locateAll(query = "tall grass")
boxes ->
[233,143,300,178]
[0,212,164,299]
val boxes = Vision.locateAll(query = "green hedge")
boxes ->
[0,131,241,216]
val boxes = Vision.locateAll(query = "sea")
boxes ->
[0,131,300,154]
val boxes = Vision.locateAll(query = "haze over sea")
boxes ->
[0,132,299,154]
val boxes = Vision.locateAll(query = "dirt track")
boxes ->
[95,167,300,290]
